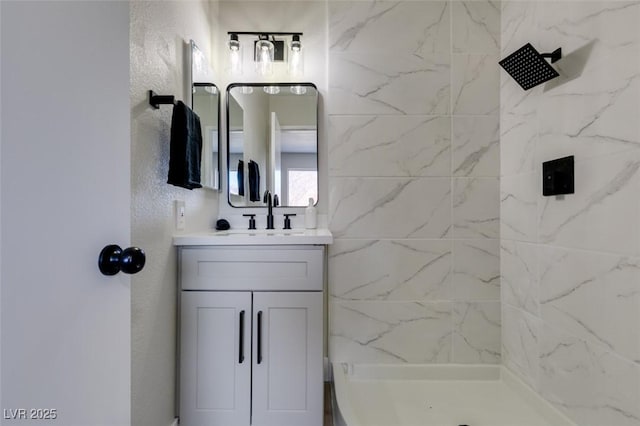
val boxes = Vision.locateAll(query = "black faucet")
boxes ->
[263,190,279,229]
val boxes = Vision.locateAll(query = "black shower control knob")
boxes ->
[99,245,146,276]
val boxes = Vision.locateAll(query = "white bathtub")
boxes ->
[331,363,575,426]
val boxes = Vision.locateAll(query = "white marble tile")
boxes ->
[539,246,640,364]
[329,177,451,239]
[453,301,501,364]
[502,305,539,391]
[538,151,640,256]
[453,239,500,301]
[534,3,640,157]
[539,323,605,426]
[500,0,540,57]
[329,53,450,115]
[599,351,640,426]
[329,239,452,301]
[329,1,450,56]
[536,71,640,164]
[452,177,500,238]
[329,115,451,177]
[452,116,500,177]
[535,44,640,162]
[329,301,452,363]
[500,112,537,176]
[452,1,500,54]
[451,54,500,115]
[500,172,538,242]
[537,2,640,60]
[537,322,640,426]
[501,240,539,316]
[500,73,540,117]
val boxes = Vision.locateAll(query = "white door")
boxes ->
[268,112,282,197]
[252,292,323,426]
[180,291,251,426]
[1,2,132,425]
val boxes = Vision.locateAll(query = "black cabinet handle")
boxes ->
[239,310,245,364]
[257,310,263,364]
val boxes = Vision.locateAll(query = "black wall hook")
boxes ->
[149,90,177,109]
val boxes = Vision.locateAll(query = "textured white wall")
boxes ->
[500,2,640,425]
[130,2,218,425]
[328,1,501,365]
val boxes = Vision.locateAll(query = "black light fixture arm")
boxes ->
[227,31,303,37]
[541,48,562,64]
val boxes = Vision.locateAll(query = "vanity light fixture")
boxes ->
[240,86,254,95]
[227,32,304,77]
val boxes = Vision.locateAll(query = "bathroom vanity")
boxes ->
[174,230,332,426]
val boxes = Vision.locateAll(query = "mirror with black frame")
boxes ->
[227,83,318,208]
[190,40,220,190]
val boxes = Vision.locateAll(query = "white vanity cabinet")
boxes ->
[178,245,325,426]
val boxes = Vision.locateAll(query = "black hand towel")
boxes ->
[237,159,245,196]
[248,160,261,202]
[167,101,203,190]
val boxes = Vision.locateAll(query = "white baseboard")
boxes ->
[170,418,179,426]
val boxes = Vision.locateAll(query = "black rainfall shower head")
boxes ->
[499,43,562,90]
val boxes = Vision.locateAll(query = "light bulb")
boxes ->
[290,85,307,95]
[289,35,303,76]
[263,86,280,95]
[255,38,274,76]
[228,33,242,75]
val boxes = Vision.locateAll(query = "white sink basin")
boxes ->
[173,228,333,246]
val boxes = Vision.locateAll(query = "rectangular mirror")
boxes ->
[190,40,220,190]
[227,83,318,207]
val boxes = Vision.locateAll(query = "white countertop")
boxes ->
[173,228,333,246]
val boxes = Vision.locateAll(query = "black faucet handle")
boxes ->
[273,194,280,207]
[283,213,297,230]
[242,214,256,230]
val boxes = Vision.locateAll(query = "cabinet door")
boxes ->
[180,291,251,426]
[252,292,323,426]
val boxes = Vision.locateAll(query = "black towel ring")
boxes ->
[149,90,177,109]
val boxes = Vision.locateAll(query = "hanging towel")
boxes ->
[248,160,261,202]
[237,159,245,196]
[167,101,203,190]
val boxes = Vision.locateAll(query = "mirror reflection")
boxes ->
[190,40,219,190]
[227,83,318,208]
[192,84,219,189]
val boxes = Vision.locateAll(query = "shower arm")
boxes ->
[540,48,562,64]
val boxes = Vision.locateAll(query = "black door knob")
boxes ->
[99,245,146,276]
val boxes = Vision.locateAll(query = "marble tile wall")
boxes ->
[328,0,501,365]
[500,1,640,425]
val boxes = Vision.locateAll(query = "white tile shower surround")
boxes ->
[328,0,502,371]
[332,364,575,426]
[500,1,640,425]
